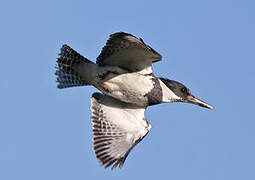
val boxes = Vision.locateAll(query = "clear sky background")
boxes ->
[1,0,255,179]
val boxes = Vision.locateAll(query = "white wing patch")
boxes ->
[91,93,151,170]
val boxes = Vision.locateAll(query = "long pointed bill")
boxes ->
[186,95,214,109]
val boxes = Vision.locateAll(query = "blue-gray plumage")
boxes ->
[145,78,162,106]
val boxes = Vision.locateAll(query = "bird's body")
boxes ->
[77,63,157,106]
[75,64,179,106]
[55,32,213,170]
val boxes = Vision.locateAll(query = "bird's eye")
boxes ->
[181,87,187,93]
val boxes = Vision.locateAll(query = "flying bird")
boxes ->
[55,32,213,170]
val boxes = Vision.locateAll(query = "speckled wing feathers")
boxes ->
[91,93,150,170]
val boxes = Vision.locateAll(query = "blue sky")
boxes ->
[1,0,255,179]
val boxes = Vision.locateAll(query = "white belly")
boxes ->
[99,72,154,106]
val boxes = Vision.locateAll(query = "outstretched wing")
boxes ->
[90,93,151,170]
[96,32,162,73]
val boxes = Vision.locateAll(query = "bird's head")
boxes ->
[160,78,213,109]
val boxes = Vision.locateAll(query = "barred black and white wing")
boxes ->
[96,32,162,73]
[90,93,151,170]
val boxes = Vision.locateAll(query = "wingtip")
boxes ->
[110,32,136,39]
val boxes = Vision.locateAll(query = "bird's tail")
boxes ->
[55,44,94,89]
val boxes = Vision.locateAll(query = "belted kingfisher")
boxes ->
[55,32,213,170]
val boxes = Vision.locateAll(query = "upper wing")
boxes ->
[90,93,151,170]
[96,32,162,72]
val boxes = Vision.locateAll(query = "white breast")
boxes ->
[101,72,154,106]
